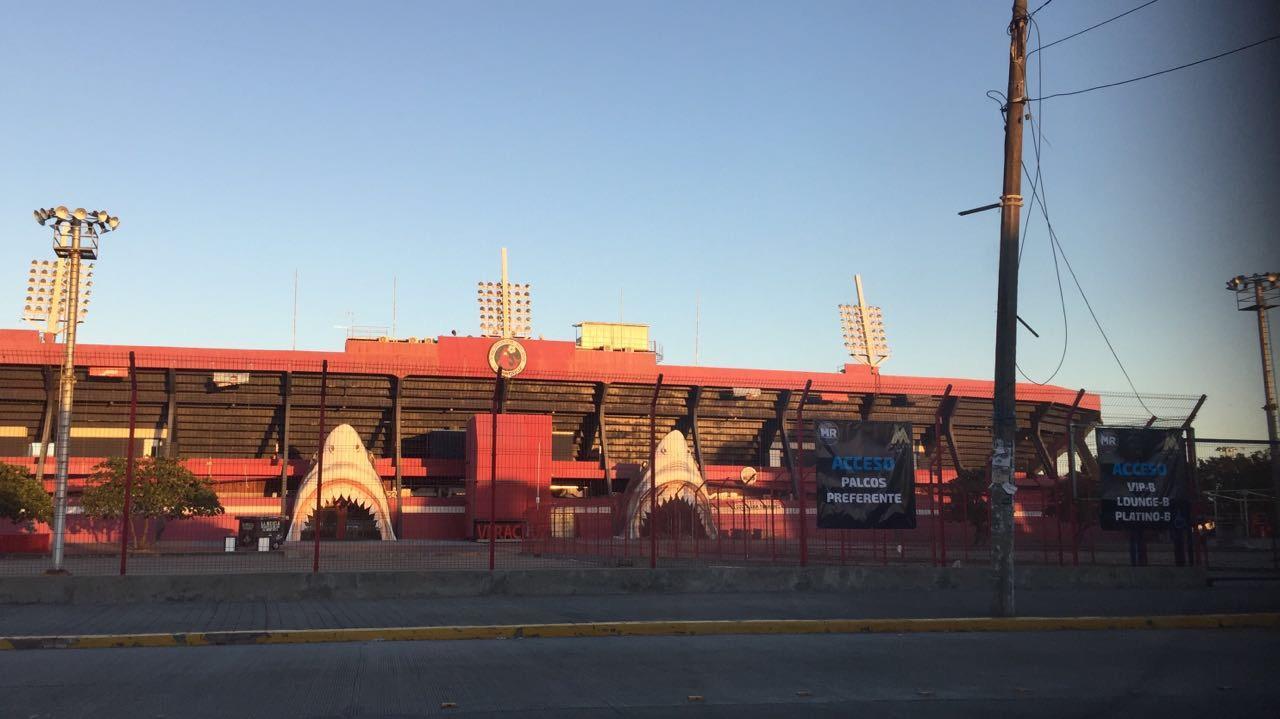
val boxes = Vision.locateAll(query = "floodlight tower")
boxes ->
[839,275,890,368]
[22,258,94,337]
[32,206,120,573]
[477,248,532,339]
[1226,272,1280,539]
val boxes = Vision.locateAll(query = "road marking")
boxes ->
[1,613,1276,651]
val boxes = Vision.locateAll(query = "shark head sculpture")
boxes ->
[622,429,717,539]
[287,424,397,541]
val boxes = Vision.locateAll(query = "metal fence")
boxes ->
[0,348,1267,576]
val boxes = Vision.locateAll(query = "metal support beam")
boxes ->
[1181,395,1207,431]
[931,385,954,463]
[678,386,704,472]
[793,380,814,567]
[1072,425,1100,484]
[648,374,664,569]
[775,390,796,491]
[393,375,403,537]
[164,368,178,459]
[1045,389,1087,459]
[35,366,56,486]
[758,389,790,469]
[860,392,878,422]
[1182,395,1207,567]
[1030,406,1056,481]
[790,381,813,500]
[279,371,291,517]
[582,382,612,491]
[940,395,966,474]
[496,375,511,413]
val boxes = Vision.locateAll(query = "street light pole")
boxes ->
[1226,273,1280,555]
[32,206,120,573]
[49,220,81,572]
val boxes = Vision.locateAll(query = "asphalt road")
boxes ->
[1,629,1275,718]
[2,586,1278,637]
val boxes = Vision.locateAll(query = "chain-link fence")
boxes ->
[0,347,1263,576]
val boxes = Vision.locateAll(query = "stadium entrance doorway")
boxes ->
[299,498,382,541]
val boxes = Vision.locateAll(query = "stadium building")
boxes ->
[0,258,1100,549]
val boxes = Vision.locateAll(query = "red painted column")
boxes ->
[649,374,663,569]
[489,369,500,572]
[793,381,812,567]
[313,360,327,574]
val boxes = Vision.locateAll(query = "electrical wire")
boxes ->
[1019,16,1046,266]
[1047,220,1160,418]
[993,14,1151,409]
[1029,0,1163,56]
[1015,17,1069,387]
[1028,33,1280,101]
[1030,0,1055,18]
[1023,15,1159,415]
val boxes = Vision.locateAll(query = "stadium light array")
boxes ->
[21,258,93,338]
[477,248,533,339]
[839,275,890,368]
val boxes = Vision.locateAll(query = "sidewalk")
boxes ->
[2,585,1277,638]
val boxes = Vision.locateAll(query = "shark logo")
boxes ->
[889,424,912,451]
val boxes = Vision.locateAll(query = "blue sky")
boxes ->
[2,1,1277,439]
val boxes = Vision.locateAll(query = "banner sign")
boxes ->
[813,420,916,530]
[1096,427,1188,530]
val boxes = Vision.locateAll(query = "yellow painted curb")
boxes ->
[1,613,1276,651]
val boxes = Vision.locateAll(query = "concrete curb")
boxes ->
[0,565,1208,605]
[2,613,1275,651]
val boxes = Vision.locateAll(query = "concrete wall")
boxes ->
[0,565,1206,605]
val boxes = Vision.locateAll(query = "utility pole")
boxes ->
[991,0,1029,617]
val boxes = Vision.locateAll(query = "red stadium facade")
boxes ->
[0,325,1103,560]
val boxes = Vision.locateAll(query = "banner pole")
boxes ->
[648,374,663,569]
[490,366,501,572]
[119,351,137,576]
[313,359,327,574]
[793,381,812,568]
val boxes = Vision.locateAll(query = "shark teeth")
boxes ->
[287,424,398,542]
[623,430,718,539]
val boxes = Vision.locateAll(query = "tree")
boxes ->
[1197,450,1271,493]
[81,457,224,549]
[0,462,52,531]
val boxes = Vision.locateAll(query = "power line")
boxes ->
[1029,33,1280,101]
[1048,226,1160,418]
[999,16,1146,404]
[1015,18,1069,386]
[987,15,1157,408]
[1030,0,1163,56]
[1030,0,1055,18]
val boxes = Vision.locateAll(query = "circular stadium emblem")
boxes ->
[817,421,839,442]
[487,338,527,378]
